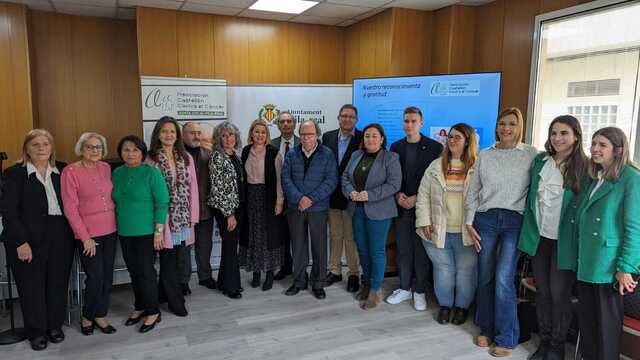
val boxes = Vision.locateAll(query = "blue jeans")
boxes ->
[473,209,523,349]
[422,232,477,309]
[352,207,391,291]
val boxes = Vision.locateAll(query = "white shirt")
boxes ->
[536,156,564,239]
[302,142,318,158]
[590,171,605,199]
[26,162,63,216]
[278,136,295,159]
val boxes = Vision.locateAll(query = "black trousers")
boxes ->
[120,234,159,315]
[159,245,186,314]
[79,232,117,321]
[577,281,623,360]
[193,218,214,281]
[213,209,241,292]
[8,215,74,339]
[279,212,293,273]
[178,244,193,284]
[531,237,576,346]
[394,210,430,293]
[287,210,328,289]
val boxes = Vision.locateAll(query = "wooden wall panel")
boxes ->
[138,7,345,84]
[449,6,476,74]
[213,16,249,83]
[0,2,33,164]
[344,9,394,82]
[30,11,77,161]
[474,0,504,73]
[390,8,432,76]
[177,11,214,78]
[30,11,141,162]
[500,0,540,119]
[431,6,453,74]
[137,7,178,77]
[309,25,344,83]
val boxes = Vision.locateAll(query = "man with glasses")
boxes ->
[387,106,443,310]
[322,104,363,293]
[281,120,338,299]
[271,112,300,280]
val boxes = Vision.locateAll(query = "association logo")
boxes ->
[259,104,280,125]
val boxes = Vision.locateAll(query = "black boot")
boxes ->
[251,272,261,288]
[262,271,274,291]
[528,339,548,360]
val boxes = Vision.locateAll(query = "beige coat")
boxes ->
[415,157,475,248]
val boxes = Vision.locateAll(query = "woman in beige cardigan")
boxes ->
[415,123,478,325]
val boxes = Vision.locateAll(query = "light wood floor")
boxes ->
[0,272,556,360]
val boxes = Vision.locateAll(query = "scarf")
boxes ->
[157,149,191,233]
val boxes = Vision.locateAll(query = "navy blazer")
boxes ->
[341,149,402,220]
[0,161,69,249]
[390,134,443,214]
[322,128,363,210]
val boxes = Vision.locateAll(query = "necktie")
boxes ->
[284,141,290,155]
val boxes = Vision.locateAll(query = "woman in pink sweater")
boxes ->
[146,117,199,317]
[61,132,117,336]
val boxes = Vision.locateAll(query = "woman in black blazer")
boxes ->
[0,129,75,351]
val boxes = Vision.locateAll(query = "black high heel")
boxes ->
[81,322,94,336]
[95,323,117,334]
[125,311,146,326]
[139,312,161,333]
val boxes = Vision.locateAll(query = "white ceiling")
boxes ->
[9,0,493,25]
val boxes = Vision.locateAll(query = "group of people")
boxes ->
[0,104,638,360]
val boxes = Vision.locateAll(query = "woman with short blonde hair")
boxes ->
[61,132,118,335]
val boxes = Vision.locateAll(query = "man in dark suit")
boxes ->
[271,111,299,280]
[182,122,215,293]
[321,104,363,293]
[387,106,443,311]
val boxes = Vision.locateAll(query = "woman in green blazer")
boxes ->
[518,115,587,360]
[574,127,640,360]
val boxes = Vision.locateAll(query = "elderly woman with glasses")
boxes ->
[61,132,118,336]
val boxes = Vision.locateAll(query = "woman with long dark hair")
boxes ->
[147,116,199,316]
[518,115,588,360]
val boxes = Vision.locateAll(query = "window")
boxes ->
[567,79,621,97]
[527,0,640,160]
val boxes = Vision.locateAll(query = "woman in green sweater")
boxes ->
[112,135,169,333]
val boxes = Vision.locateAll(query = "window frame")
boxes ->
[525,0,640,159]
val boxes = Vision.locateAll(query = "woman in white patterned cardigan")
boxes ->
[208,121,244,299]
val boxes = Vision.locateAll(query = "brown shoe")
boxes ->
[475,335,491,347]
[490,346,512,357]
[364,289,382,310]
[356,285,370,301]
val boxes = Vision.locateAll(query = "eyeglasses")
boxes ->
[85,145,104,151]
[300,133,317,138]
[339,115,356,120]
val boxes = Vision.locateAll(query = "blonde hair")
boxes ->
[18,129,56,166]
[247,119,272,146]
[588,127,635,181]
[495,107,524,144]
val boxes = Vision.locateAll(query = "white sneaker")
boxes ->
[386,289,412,305]
[413,292,427,311]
